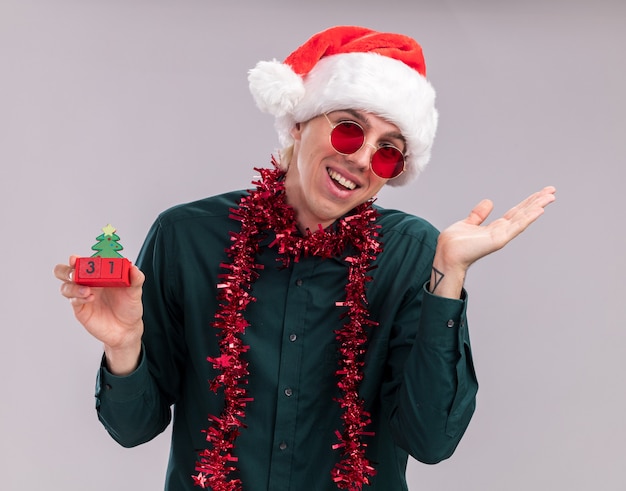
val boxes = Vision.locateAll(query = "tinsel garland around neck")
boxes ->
[193,163,382,490]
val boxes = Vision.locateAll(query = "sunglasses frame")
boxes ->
[323,113,406,180]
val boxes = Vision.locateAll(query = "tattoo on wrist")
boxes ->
[432,267,445,293]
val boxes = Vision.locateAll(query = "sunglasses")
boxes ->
[323,113,406,179]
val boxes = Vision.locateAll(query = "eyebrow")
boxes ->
[334,109,407,150]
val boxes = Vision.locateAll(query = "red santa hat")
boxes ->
[248,25,438,186]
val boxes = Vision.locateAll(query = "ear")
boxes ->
[290,122,302,142]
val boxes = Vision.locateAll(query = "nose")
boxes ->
[350,142,377,170]
[364,142,377,152]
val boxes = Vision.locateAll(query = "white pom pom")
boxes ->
[248,60,305,117]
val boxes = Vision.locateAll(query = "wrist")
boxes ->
[429,255,467,299]
[103,335,142,376]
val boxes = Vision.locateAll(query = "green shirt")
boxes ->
[95,190,478,490]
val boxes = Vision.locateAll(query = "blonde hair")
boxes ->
[277,145,294,171]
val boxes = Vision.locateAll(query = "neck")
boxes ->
[283,170,334,233]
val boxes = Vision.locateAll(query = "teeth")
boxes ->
[328,169,356,190]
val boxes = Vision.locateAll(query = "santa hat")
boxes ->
[248,25,438,186]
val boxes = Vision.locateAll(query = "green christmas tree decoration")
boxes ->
[74,224,131,287]
[91,224,125,258]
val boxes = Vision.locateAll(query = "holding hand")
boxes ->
[53,256,145,375]
[430,186,557,298]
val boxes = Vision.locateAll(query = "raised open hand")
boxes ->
[430,186,556,298]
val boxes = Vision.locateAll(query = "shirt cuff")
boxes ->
[416,283,468,347]
[95,345,149,404]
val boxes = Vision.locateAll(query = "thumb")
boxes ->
[128,263,146,288]
[466,199,494,226]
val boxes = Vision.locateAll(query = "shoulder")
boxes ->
[369,205,439,295]
[374,205,439,249]
[138,190,248,267]
[155,190,247,230]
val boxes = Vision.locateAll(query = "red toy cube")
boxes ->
[74,257,131,287]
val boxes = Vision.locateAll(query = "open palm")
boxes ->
[437,186,557,271]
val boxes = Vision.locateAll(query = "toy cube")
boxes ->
[74,257,131,287]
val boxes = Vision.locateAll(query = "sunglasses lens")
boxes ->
[330,122,364,154]
[371,146,405,179]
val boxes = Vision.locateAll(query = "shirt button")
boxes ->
[447,319,455,328]
[279,442,288,450]
[289,333,297,342]
[284,388,293,397]
[296,279,303,286]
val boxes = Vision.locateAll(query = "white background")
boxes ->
[1,0,624,489]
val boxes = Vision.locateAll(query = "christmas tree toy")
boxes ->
[74,224,132,287]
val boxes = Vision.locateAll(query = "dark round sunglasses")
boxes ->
[324,113,405,179]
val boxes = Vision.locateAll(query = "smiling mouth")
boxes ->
[327,168,357,190]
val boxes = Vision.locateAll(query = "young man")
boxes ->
[55,26,555,490]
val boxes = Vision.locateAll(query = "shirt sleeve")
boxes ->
[386,283,478,464]
[95,346,172,447]
[94,216,180,447]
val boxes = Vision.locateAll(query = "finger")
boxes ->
[54,255,82,282]
[59,281,92,301]
[536,186,557,209]
[490,189,556,245]
[69,294,95,307]
[465,199,494,226]
[503,186,557,222]
[527,186,557,209]
[54,263,74,283]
